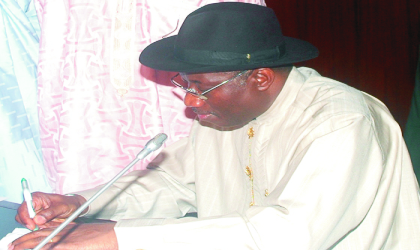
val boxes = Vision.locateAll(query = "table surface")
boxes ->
[0,201,24,239]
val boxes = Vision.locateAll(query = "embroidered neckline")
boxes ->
[245,127,255,207]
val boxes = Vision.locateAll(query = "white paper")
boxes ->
[0,228,31,250]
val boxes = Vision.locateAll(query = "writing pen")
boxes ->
[21,178,39,231]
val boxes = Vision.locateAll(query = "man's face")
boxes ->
[180,71,259,129]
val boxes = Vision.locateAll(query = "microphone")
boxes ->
[136,133,168,159]
[33,133,168,250]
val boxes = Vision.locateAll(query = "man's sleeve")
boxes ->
[76,136,197,221]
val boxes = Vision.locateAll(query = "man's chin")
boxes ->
[198,120,248,131]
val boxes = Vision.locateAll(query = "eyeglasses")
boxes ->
[170,70,248,100]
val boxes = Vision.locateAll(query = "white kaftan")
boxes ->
[79,67,420,249]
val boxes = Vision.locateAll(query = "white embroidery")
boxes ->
[110,0,136,97]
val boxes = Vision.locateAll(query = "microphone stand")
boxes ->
[32,133,167,250]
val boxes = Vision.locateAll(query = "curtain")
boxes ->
[34,0,266,195]
[405,47,420,183]
[265,0,419,130]
[0,0,51,203]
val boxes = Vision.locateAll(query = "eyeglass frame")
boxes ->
[170,70,249,100]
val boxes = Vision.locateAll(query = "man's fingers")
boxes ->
[16,201,37,230]
[33,202,74,226]
[12,229,47,248]
[39,219,66,229]
[15,193,83,232]
[13,237,57,250]
[12,229,63,250]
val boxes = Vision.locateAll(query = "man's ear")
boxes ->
[251,68,275,92]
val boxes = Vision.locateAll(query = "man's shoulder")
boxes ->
[290,68,400,138]
[293,67,370,119]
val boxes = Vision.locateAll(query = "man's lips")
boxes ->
[192,108,213,119]
[197,113,211,119]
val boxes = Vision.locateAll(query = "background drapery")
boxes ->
[266,0,419,130]
[266,0,420,182]
[0,0,51,203]
[34,0,266,195]
[405,47,420,182]
[0,0,266,201]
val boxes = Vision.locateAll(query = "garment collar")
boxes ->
[252,67,306,125]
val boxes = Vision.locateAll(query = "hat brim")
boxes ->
[140,36,319,73]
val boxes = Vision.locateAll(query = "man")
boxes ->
[11,2,420,249]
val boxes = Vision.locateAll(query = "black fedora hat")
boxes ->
[139,2,319,73]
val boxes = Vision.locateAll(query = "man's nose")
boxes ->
[184,92,205,108]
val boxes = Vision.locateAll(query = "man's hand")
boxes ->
[10,222,118,250]
[15,192,87,230]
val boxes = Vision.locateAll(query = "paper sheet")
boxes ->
[0,228,31,250]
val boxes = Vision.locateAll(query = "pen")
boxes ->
[21,178,39,231]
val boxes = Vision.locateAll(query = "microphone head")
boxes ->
[136,133,168,159]
[145,133,168,151]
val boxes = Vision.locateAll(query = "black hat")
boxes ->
[139,2,318,73]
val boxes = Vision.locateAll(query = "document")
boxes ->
[0,228,31,250]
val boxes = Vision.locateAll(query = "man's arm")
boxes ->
[76,136,197,221]
[11,136,197,250]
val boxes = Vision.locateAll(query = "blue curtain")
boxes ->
[0,0,51,203]
[405,47,420,184]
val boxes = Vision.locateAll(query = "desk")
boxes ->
[0,201,24,239]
